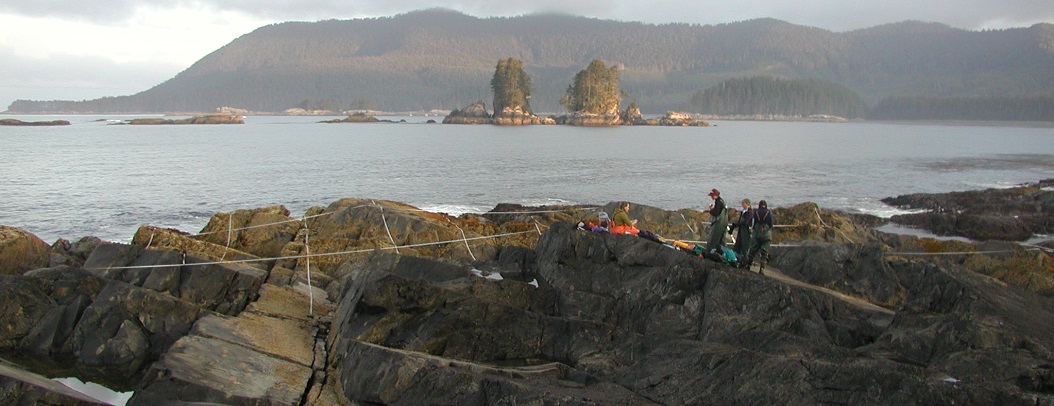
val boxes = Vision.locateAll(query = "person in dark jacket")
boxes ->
[745,200,775,275]
[705,189,727,255]
[731,198,755,263]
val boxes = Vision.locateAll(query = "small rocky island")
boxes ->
[1,182,1052,404]
[125,115,244,125]
[442,101,709,127]
[0,118,71,126]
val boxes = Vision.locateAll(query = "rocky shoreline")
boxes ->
[1,186,1053,404]
[883,179,1054,241]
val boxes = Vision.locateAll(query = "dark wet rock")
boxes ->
[0,226,50,275]
[882,179,1054,241]
[862,260,1054,388]
[82,243,267,315]
[0,361,109,405]
[314,221,1054,404]
[49,236,104,268]
[0,267,206,391]
[770,241,908,307]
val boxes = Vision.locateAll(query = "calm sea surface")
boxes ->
[2,115,1053,243]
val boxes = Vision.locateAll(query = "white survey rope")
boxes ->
[449,220,477,261]
[374,201,400,255]
[680,213,697,235]
[90,230,539,271]
[221,213,233,260]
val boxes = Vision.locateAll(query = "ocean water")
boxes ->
[2,114,1053,243]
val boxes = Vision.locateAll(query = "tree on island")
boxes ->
[490,58,533,115]
[560,60,621,115]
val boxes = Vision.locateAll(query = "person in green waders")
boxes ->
[705,189,728,255]
[732,198,755,266]
[745,200,775,275]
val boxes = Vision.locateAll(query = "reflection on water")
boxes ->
[54,377,132,406]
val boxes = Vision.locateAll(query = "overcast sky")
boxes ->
[2,0,1052,111]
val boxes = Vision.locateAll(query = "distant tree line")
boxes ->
[686,76,869,118]
[869,96,1054,121]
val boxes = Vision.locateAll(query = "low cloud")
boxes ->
[2,0,1050,30]
[0,0,140,23]
[0,51,180,109]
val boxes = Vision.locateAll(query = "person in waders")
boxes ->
[745,200,774,275]
[731,198,755,266]
[705,189,727,255]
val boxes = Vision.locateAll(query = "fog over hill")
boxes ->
[7,9,1054,115]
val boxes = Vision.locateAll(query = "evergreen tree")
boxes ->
[490,58,533,115]
[560,60,621,114]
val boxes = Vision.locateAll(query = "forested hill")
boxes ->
[8,9,1054,115]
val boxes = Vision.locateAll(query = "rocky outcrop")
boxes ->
[130,284,332,405]
[317,221,1054,404]
[768,202,886,243]
[656,111,710,126]
[1,190,1053,403]
[49,236,104,269]
[883,179,1054,241]
[770,241,909,307]
[620,104,645,125]
[130,225,268,271]
[267,198,585,278]
[82,242,268,315]
[491,106,555,125]
[0,226,50,275]
[442,101,492,124]
[0,267,206,390]
[619,111,711,126]
[194,204,300,260]
[126,115,244,125]
[0,118,71,126]
[555,112,622,126]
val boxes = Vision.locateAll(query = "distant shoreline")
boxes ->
[4,111,1053,127]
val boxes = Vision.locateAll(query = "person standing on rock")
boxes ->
[745,200,775,275]
[705,189,728,255]
[732,198,755,264]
